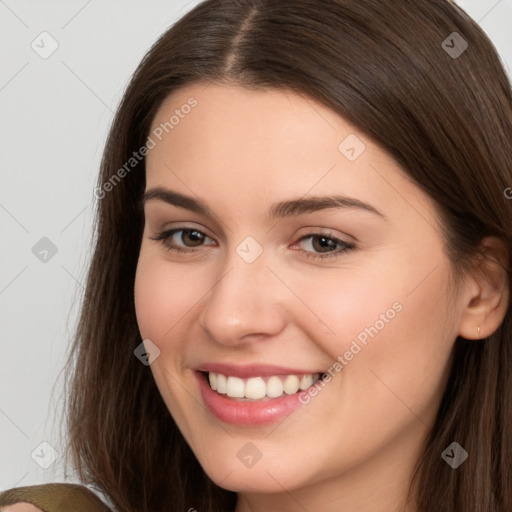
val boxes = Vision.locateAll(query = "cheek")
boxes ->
[344,270,455,427]
[134,251,203,432]
[134,251,198,345]
[285,265,405,361]
[289,258,455,407]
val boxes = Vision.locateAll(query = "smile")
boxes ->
[207,371,322,400]
[195,364,328,426]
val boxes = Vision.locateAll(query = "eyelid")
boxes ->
[292,232,351,247]
[150,227,217,250]
[151,221,217,240]
[293,225,357,243]
[150,224,356,260]
[290,233,356,260]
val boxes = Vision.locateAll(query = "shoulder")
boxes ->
[1,505,43,512]
[0,483,111,512]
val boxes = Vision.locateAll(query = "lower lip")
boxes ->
[195,371,306,426]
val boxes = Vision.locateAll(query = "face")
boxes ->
[134,83,465,502]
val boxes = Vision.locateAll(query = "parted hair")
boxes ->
[63,1,512,511]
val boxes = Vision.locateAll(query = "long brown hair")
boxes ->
[63,1,512,510]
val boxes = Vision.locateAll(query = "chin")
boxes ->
[196,449,317,494]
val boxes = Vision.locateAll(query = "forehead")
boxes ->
[145,82,436,229]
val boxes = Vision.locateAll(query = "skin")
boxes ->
[0,505,43,512]
[134,83,508,512]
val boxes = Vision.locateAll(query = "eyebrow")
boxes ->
[142,187,386,220]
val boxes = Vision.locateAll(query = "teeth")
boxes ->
[206,371,320,400]
[216,373,227,394]
[226,376,245,398]
[209,372,217,391]
[244,377,267,399]
[266,376,283,398]
[283,375,300,394]
[299,374,314,390]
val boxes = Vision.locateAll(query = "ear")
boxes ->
[458,236,509,340]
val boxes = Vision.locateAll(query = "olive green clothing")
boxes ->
[0,483,111,512]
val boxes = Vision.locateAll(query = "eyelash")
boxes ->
[151,228,356,260]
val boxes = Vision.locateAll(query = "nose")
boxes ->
[198,249,287,346]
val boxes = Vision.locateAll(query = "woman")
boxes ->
[1,0,511,511]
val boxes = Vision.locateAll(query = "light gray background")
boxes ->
[1,0,511,491]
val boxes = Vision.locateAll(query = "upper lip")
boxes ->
[195,362,325,379]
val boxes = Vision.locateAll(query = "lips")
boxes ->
[194,362,327,425]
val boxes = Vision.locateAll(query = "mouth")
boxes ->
[194,367,328,426]
[200,371,324,401]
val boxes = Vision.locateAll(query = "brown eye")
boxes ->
[180,229,206,247]
[151,227,216,253]
[311,235,339,253]
[293,233,356,260]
